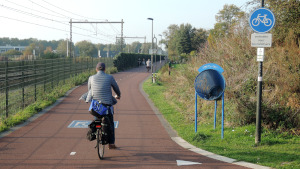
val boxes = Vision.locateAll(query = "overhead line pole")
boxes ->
[69,19,124,57]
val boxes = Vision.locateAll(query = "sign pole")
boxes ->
[195,91,198,133]
[221,93,225,139]
[256,59,263,144]
[255,0,265,144]
[214,100,217,129]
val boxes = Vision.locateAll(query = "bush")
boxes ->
[159,26,299,132]
[113,53,165,71]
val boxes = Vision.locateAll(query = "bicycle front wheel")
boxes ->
[97,129,105,160]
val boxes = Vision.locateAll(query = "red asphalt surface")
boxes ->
[0,64,249,169]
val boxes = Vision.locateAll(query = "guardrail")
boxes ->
[0,57,113,119]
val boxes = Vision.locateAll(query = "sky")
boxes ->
[0,0,253,45]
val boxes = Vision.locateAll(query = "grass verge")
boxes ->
[143,76,300,169]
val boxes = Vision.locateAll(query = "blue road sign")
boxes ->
[249,8,275,33]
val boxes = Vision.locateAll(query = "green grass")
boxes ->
[143,77,300,169]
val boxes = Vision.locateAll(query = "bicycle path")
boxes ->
[0,63,256,169]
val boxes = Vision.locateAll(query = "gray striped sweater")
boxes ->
[86,71,121,105]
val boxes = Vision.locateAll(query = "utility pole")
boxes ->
[69,19,72,58]
[66,38,69,57]
[147,18,154,83]
[69,19,124,54]
[121,19,123,52]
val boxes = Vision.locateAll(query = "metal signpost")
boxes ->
[249,0,275,144]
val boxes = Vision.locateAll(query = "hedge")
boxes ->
[113,53,165,71]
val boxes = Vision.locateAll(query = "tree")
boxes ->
[131,41,142,53]
[163,24,180,59]
[141,42,152,54]
[163,23,207,60]
[23,43,35,56]
[44,46,53,54]
[1,49,22,56]
[266,0,300,46]
[115,38,125,53]
[208,4,245,47]
[191,28,208,50]
[176,24,193,55]
[75,40,97,57]
[43,52,60,59]
[215,4,244,26]
[56,40,68,57]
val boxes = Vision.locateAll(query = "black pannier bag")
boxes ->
[101,116,111,145]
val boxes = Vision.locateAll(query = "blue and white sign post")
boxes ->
[249,1,275,144]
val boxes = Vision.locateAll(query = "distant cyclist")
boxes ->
[86,62,121,149]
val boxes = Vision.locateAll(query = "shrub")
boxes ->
[159,26,299,132]
[113,53,165,71]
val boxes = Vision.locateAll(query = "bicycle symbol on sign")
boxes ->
[252,14,272,26]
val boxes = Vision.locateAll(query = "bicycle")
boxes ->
[252,14,272,26]
[90,116,110,160]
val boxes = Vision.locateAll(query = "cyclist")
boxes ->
[86,62,121,149]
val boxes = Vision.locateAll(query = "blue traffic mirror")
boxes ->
[194,63,226,100]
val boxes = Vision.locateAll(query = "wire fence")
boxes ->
[0,57,113,119]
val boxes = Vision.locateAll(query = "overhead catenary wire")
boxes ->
[0,0,118,44]
[4,0,67,20]
[41,0,107,22]
[27,0,71,19]
[0,15,115,43]
[28,0,119,38]
[0,3,102,35]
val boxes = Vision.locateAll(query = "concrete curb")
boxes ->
[139,76,271,169]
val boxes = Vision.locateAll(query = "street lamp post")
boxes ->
[153,35,157,73]
[147,18,154,83]
[158,34,162,63]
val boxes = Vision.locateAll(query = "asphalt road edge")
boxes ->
[139,76,271,169]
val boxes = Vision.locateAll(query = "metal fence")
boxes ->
[0,57,113,119]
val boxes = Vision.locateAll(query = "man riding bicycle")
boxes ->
[85,62,121,149]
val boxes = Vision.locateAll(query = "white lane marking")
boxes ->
[114,121,119,128]
[176,160,202,166]
[68,120,119,128]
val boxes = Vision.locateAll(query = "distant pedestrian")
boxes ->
[146,59,151,72]
[138,58,141,66]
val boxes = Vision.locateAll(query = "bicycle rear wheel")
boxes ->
[97,129,105,160]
